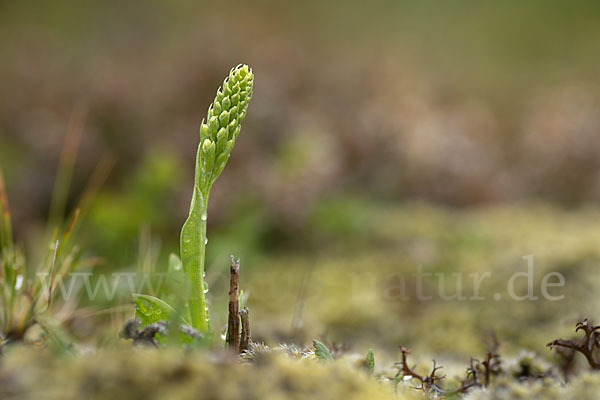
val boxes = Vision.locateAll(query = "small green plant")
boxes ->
[134,64,254,339]
[365,349,375,373]
[0,114,109,349]
[313,340,334,362]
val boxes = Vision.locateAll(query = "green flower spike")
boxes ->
[182,64,254,334]
[134,65,254,338]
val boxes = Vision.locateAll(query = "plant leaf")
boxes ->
[180,185,209,333]
[133,294,175,326]
[313,340,334,362]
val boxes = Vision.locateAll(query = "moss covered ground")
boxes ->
[2,202,599,398]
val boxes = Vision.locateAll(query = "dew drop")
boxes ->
[15,275,23,290]
[201,212,207,221]
[204,237,208,245]
[203,282,209,294]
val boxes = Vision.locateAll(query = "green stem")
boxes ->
[195,195,209,332]
[180,145,210,334]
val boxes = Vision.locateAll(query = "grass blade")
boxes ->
[0,168,13,250]
[48,102,88,230]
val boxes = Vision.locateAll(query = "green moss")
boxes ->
[0,346,399,400]
[241,202,600,356]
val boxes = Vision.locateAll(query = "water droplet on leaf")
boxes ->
[14,275,23,290]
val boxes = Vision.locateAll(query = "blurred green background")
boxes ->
[2,0,600,354]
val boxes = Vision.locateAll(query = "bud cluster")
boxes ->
[198,64,253,192]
